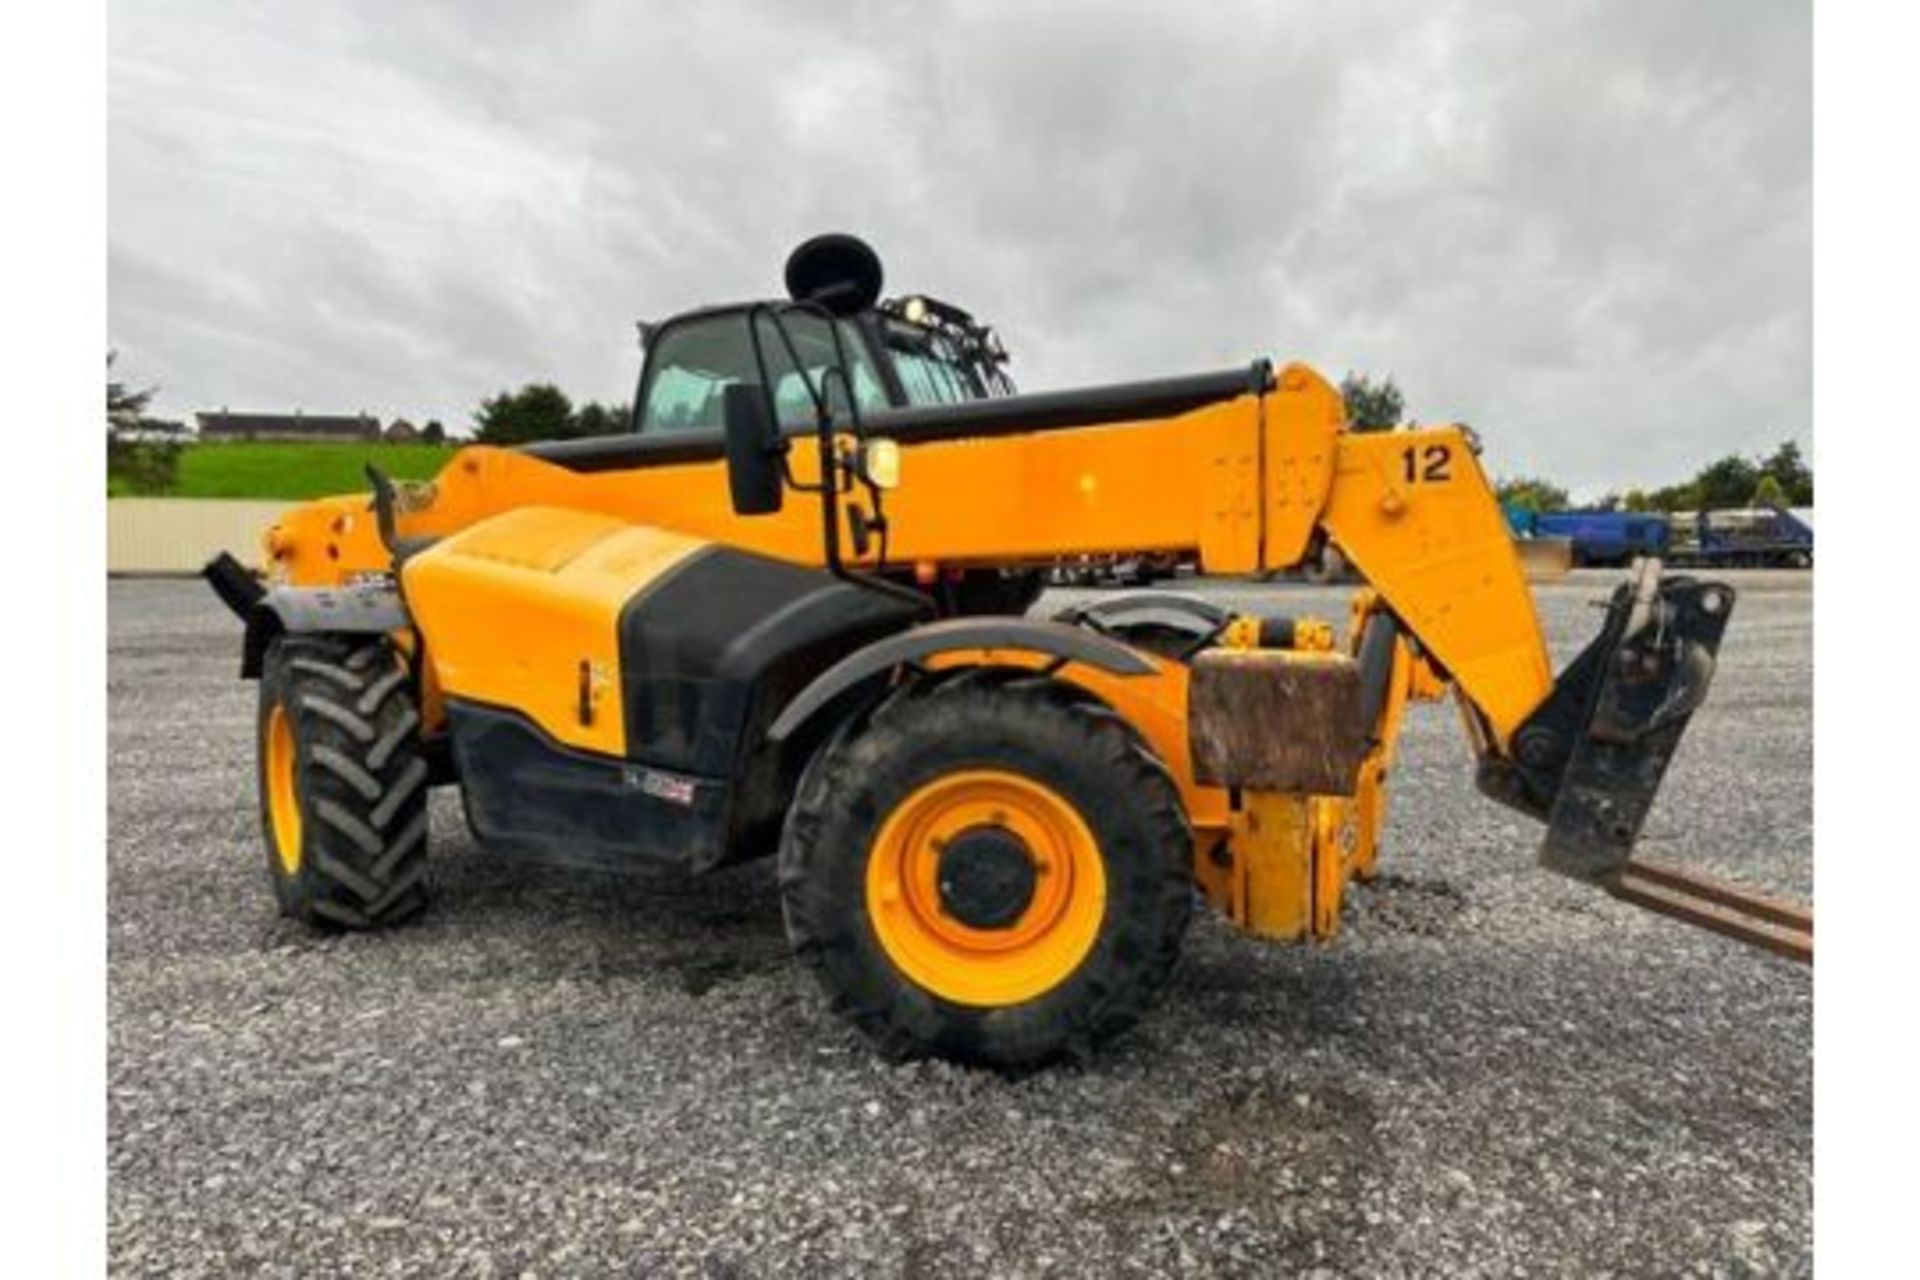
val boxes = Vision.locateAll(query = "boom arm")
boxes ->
[1314,425,1554,747]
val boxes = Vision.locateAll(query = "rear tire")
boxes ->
[257,634,430,930]
[780,672,1192,1069]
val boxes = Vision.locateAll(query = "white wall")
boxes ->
[107,499,289,573]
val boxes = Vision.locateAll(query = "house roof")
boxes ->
[196,411,379,438]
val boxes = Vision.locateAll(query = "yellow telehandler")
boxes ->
[205,235,1809,1068]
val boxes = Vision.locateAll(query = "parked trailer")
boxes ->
[1667,506,1812,569]
[1532,511,1672,568]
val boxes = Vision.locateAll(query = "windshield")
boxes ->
[638,313,885,434]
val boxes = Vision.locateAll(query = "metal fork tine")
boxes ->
[1608,859,1812,964]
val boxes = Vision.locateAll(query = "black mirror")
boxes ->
[722,383,784,515]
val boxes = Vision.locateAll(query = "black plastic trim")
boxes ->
[524,431,732,470]
[615,546,923,777]
[858,362,1271,442]
[203,552,265,621]
[445,697,731,874]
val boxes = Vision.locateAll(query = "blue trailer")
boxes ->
[1668,506,1813,569]
[1532,511,1672,568]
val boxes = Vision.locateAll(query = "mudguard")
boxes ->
[766,615,1158,744]
[204,553,409,678]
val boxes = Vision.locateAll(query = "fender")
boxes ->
[1051,589,1232,637]
[767,615,1157,744]
[205,551,409,679]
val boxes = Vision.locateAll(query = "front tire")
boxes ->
[257,634,430,930]
[780,672,1192,1069]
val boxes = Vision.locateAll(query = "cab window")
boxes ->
[638,313,884,434]
[884,322,987,405]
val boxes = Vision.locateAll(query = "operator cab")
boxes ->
[632,293,1015,438]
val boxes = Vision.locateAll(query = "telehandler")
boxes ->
[206,235,1810,1069]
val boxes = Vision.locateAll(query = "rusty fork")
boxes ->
[1607,859,1812,964]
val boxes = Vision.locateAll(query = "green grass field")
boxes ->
[108,442,461,500]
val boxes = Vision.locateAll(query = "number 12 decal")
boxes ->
[1401,443,1453,483]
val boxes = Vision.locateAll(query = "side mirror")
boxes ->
[722,383,784,515]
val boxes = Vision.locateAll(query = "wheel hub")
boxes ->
[937,826,1038,929]
[864,769,1109,1007]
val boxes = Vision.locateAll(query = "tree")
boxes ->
[473,384,574,445]
[107,352,150,430]
[1640,441,1812,513]
[1621,488,1653,512]
[1759,440,1812,505]
[1494,476,1571,514]
[1339,372,1405,433]
[421,419,447,445]
[571,401,630,438]
[1751,473,1788,508]
[1690,454,1762,509]
[1645,481,1698,512]
[106,351,180,495]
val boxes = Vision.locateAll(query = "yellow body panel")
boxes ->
[399,507,707,755]
[1261,364,1344,567]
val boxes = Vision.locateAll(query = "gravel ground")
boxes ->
[108,570,1812,1277]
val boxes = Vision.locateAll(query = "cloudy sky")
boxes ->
[108,0,1808,495]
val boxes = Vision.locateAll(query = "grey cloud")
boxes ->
[110,0,1808,492]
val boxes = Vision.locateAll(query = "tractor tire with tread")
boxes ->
[780,670,1192,1069]
[257,633,431,930]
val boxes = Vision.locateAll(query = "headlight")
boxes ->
[861,438,902,490]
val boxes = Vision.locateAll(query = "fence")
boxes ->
[107,499,287,574]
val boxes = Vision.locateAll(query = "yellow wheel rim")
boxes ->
[866,769,1106,1006]
[265,703,303,875]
